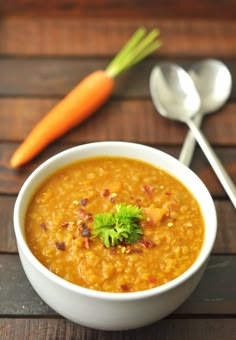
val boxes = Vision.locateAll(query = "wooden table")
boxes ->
[0,2,236,339]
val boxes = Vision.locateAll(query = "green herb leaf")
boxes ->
[92,203,144,248]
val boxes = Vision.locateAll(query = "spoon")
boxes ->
[150,62,236,209]
[179,59,232,166]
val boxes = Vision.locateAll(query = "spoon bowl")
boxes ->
[150,62,201,121]
[150,62,236,209]
[179,59,232,166]
[189,59,232,113]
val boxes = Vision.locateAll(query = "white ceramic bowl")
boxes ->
[14,141,217,331]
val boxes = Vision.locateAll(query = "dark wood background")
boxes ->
[1,0,236,19]
[0,1,236,339]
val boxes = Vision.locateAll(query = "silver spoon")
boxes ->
[150,62,236,209]
[179,59,232,166]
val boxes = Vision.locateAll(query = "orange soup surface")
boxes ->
[25,156,204,293]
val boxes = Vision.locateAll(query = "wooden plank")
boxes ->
[1,145,180,195]
[0,98,188,144]
[1,58,236,99]
[190,147,236,198]
[214,201,236,254]
[0,254,236,316]
[1,1,236,19]
[1,98,235,146]
[1,142,236,196]
[0,98,230,146]
[1,318,236,339]
[1,17,236,57]
[0,198,235,254]
[0,196,16,252]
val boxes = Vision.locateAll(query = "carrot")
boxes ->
[10,71,114,168]
[10,27,161,168]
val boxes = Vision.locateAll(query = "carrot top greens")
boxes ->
[105,27,161,78]
[92,203,144,248]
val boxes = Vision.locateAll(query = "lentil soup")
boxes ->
[25,156,204,293]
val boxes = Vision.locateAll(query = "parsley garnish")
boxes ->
[92,203,144,248]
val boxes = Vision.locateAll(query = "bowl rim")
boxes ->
[14,141,217,301]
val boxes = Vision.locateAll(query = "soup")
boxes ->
[25,156,204,293]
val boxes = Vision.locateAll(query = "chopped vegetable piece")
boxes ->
[144,206,168,224]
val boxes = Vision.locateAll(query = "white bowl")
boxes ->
[13,141,217,330]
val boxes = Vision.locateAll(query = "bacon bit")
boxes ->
[85,212,93,222]
[80,223,91,237]
[143,185,154,196]
[149,277,157,283]
[40,222,47,231]
[83,237,90,249]
[129,248,143,254]
[61,221,69,228]
[79,209,87,219]
[138,238,156,248]
[102,189,110,197]
[145,218,155,227]
[78,210,93,223]
[165,192,171,196]
[135,198,142,207]
[80,198,88,207]
[120,284,130,292]
[55,241,65,251]
[109,247,117,255]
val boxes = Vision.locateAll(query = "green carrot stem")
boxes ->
[125,40,162,70]
[106,27,161,78]
[109,33,161,77]
[106,27,146,73]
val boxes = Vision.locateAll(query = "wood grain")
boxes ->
[1,255,236,316]
[1,142,235,196]
[1,197,235,254]
[0,196,16,252]
[1,17,236,57]
[0,10,235,338]
[1,1,236,19]
[1,98,235,145]
[1,58,236,99]
[1,318,236,340]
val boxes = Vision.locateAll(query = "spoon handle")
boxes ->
[187,119,236,209]
[179,112,203,166]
